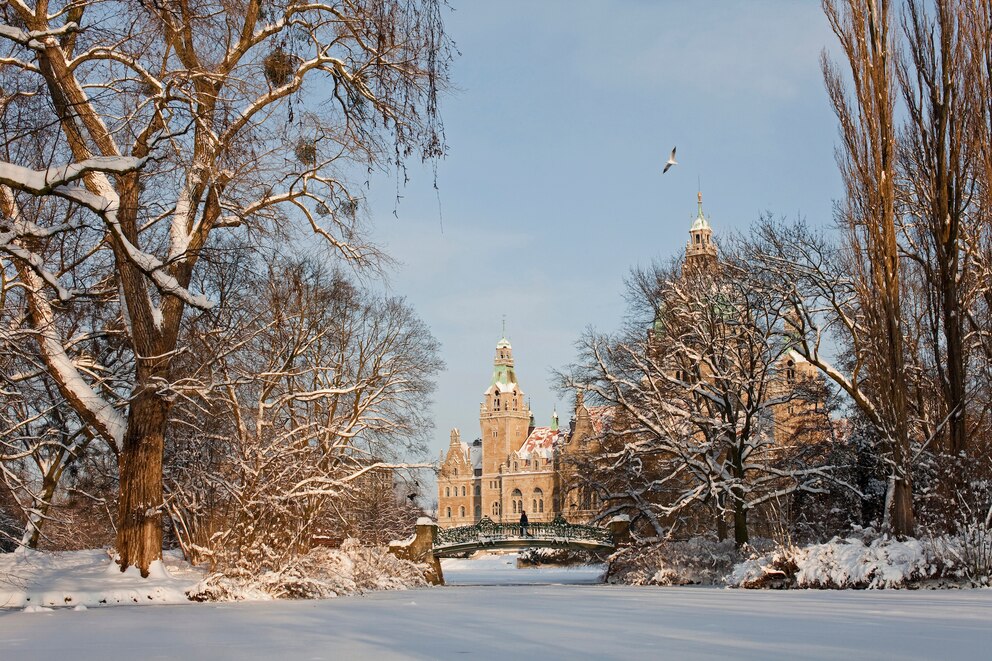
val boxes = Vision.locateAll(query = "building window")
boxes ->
[495,397,501,410]
[511,488,523,514]
[475,485,481,496]
[462,486,466,497]
[475,505,481,518]
[786,360,796,383]
[460,506,465,517]
[446,507,452,518]
[513,461,518,471]
[445,487,450,498]
[534,488,544,514]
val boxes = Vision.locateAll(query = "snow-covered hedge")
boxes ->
[728,526,992,589]
[606,538,746,586]
[188,539,427,601]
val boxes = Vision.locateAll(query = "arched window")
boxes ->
[495,396,501,410]
[534,488,544,514]
[511,489,523,515]
[445,487,450,498]
[462,486,466,497]
[460,506,465,517]
[446,507,452,518]
[475,484,481,496]
[475,505,481,518]
[786,359,796,383]
[513,461,518,472]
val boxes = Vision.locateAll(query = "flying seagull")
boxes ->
[663,147,678,174]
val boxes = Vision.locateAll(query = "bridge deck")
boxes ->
[432,516,614,557]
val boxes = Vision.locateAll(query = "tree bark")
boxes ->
[116,387,169,575]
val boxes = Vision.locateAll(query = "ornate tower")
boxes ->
[479,335,531,522]
[684,191,718,273]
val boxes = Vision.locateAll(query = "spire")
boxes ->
[697,190,704,217]
[551,407,559,431]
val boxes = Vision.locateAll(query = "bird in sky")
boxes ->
[663,147,678,174]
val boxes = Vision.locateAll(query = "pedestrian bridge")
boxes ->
[432,515,615,557]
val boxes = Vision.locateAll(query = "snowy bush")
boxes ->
[606,538,747,586]
[517,547,603,566]
[727,528,992,589]
[188,539,427,602]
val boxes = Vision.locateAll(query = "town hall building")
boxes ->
[436,337,607,528]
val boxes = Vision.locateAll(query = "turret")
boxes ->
[685,191,718,273]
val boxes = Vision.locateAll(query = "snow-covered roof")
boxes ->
[586,406,613,435]
[489,381,517,394]
[470,442,483,470]
[516,426,564,460]
[691,213,710,231]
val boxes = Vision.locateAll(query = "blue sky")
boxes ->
[362,1,845,462]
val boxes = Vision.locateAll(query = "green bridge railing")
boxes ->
[433,515,613,551]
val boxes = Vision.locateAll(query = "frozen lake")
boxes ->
[0,554,988,660]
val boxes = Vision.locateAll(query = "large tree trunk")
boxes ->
[733,499,749,548]
[116,387,169,575]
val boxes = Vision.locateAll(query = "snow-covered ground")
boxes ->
[1,582,988,659]
[0,548,203,609]
[0,552,988,659]
[441,551,606,585]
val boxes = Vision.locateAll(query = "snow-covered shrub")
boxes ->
[188,539,427,602]
[928,523,992,586]
[606,538,746,586]
[517,547,604,566]
[728,529,992,589]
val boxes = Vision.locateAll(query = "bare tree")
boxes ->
[0,0,450,573]
[896,0,984,457]
[822,0,915,536]
[565,253,836,547]
[164,258,441,572]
